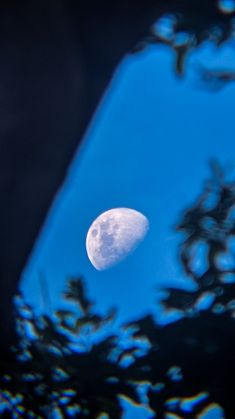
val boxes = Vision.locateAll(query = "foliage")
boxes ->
[1,163,235,418]
[2,2,235,416]
[134,0,235,82]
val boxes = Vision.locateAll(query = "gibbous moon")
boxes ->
[86,207,149,270]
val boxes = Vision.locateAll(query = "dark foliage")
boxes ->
[1,0,235,353]
[1,164,235,418]
[134,1,235,76]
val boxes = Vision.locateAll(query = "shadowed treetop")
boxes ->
[0,0,234,354]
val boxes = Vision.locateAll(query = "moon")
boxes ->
[86,207,149,270]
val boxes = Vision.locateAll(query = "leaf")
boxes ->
[64,278,93,315]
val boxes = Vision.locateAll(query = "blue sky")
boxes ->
[19,36,235,418]
[21,39,235,327]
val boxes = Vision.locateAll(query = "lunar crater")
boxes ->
[92,229,98,237]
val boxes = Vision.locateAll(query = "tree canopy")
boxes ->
[1,0,235,396]
[1,163,235,417]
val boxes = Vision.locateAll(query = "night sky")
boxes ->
[21,38,234,418]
